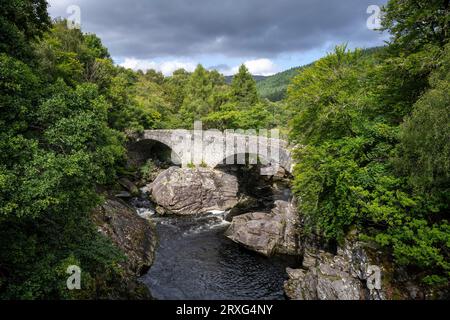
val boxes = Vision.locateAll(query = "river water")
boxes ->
[132,196,299,300]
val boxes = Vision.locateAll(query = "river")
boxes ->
[131,196,299,300]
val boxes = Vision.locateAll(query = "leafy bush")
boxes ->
[140,159,156,181]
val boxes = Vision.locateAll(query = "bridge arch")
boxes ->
[134,133,183,166]
[137,130,293,175]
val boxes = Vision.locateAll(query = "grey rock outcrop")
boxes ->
[93,198,156,277]
[284,237,386,300]
[225,200,300,256]
[148,167,239,215]
[92,198,157,299]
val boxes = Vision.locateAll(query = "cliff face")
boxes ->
[92,198,157,299]
[284,229,450,300]
[284,235,386,300]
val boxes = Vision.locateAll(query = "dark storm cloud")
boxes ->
[48,0,387,58]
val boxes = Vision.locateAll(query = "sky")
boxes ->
[47,0,388,76]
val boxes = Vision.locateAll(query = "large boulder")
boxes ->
[225,200,300,256]
[148,167,239,215]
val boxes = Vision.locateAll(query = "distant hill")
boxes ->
[256,65,311,101]
[224,68,307,101]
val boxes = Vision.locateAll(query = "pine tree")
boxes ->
[231,64,259,107]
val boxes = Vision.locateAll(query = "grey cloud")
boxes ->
[48,0,387,59]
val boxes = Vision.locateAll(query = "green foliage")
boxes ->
[31,21,162,135]
[178,65,225,126]
[109,60,289,132]
[288,1,450,287]
[291,112,407,240]
[0,211,125,299]
[231,65,259,106]
[164,68,190,113]
[0,71,126,298]
[288,45,367,145]
[187,162,196,169]
[202,101,279,130]
[0,9,128,298]
[0,0,50,61]
[257,66,307,101]
[0,53,39,132]
[140,159,155,181]
[380,45,450,282]
[396,45,450,196]
[106,69,162,133]
[375,219,450,284]
[381,0,450,52]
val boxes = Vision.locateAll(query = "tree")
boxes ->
[0,77,127,299]
[164,68,190,114]
[231,64,259,107]
[396,44,450,204]
[0,12,129,298]
[0,0,50,60]
[33,20,113,88]
[288,45,365,145]
[144,69,165,85]
[179,65,219,126]
[382,0,450,52]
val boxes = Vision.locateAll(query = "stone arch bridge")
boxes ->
[136,129,293,175]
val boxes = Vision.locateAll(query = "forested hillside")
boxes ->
[257,66,307,101]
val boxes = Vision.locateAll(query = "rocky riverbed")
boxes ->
[102,162,443,300]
